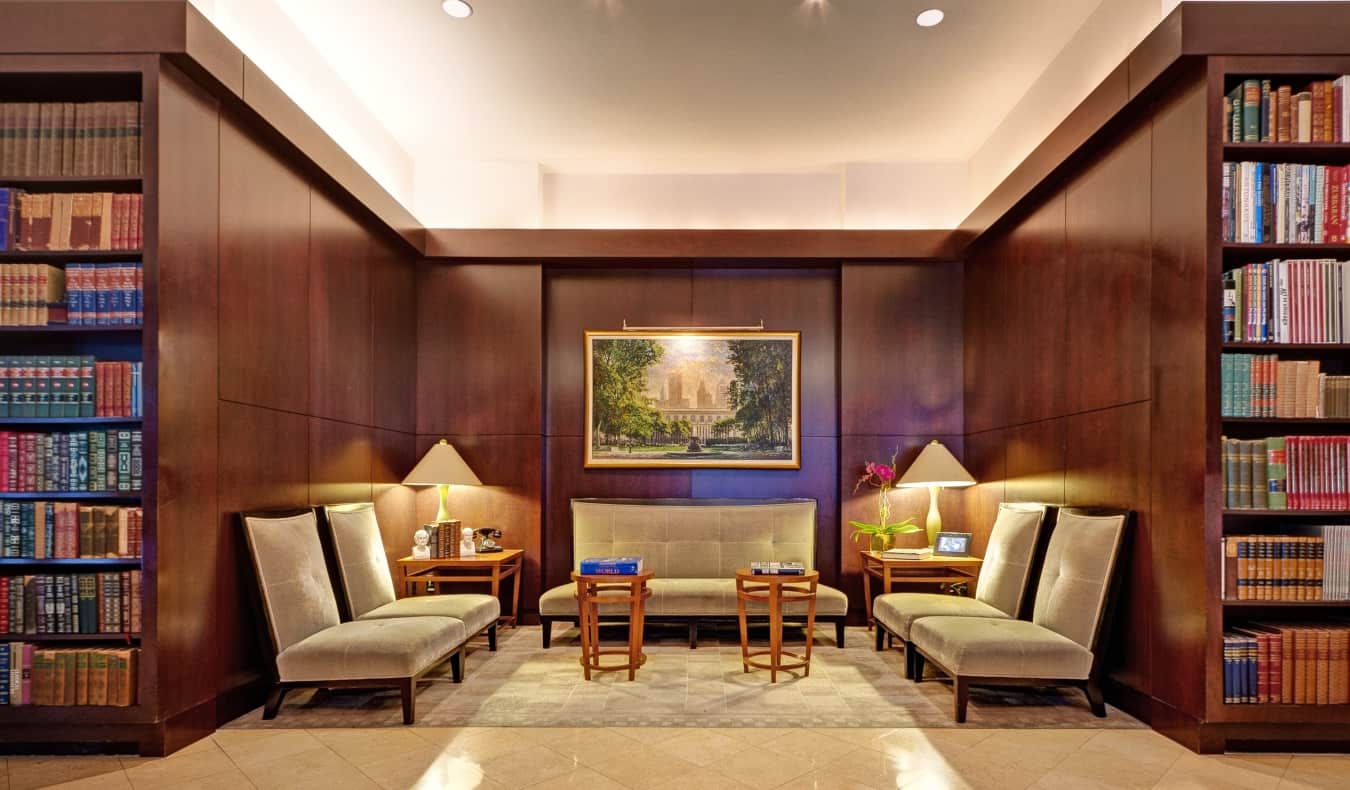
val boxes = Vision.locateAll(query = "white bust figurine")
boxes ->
[412,528,431,560]
[459,526,476,558]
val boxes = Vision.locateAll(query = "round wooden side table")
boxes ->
[735,568,820,682]
[572,570,654,681]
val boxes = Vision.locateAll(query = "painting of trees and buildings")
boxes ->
[584,331,800,468]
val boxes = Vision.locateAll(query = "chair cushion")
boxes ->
[910,616,1093,680]
[538,578,848,617]
[1032,511,1127,649]
[241,511,340,654]
[359,594,501,635]
[276,617,466,682]
[323,503,398,618]
[974,504,1047,616]
[872,593,1008,641]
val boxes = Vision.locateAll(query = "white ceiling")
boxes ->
[274,0,1106,174]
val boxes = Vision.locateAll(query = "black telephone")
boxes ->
[474,527,504,553]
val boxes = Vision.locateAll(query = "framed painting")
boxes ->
[584,330,801,469]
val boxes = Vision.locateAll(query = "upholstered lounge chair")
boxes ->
[872,502,1053,678]
[241,508,468,724]
[320,503,500,650]
[909,507,1130,723]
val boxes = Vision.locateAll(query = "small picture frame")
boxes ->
[934,531,972,557]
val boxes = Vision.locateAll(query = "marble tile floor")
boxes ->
[4,725,1349,790]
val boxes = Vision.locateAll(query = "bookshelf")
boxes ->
[0,65,153,746]
[1211,58,1350,729]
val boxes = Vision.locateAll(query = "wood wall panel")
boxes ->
[840,435,964,618]
[153,61,220,720]
[417,264,543,436]
[415,434,543,616]
[1065,402,1153,695]
[215,401,309,696]
[371,238,417,434]
[373,429,418,588]
[218,116,310,414]
[308,190,373,427]
[545,269,693,437]
[962,246,1008,435]
[308,418,374,505]
[960,429,1008,558]
[690,269,838,438]
[1148,70,1211,720]
[841,264,964,437]
[1004,419,1066,505]
[1005,197,1068,426]
[1064,122,1153,414]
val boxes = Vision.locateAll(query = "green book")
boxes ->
[1250,439,1267,509]
[1265,436,1287,510]
[1242,79,1261,142]
[1228,85,1244,143]
[0,356,11,419]
[78,355,94,418]
[33,355,50,418]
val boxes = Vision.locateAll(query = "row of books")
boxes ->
[578,556,643,575]
[748,562,806,576]
[1221,260,1350,344]
[422,519,462,559]
[0,571,141,635]
[0,190,143,251]
[1221,530,1350,600]
[0,644,139,706]
[1222,163,1348,244]
[1223,624,1349,705]
[1224,77,1350,144]
[1220,436,1350,510]
[0,357,141,418]
[1220,355,1350,418]
[0,263,143,327]
[0,430,143,493]
[0,503,142,560]
[0,101,141,177]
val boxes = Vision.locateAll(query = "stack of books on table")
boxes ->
[882,547,933,560]
[578,556,643,575]
[749,561,805,575]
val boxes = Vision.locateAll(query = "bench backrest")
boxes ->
[570,498,817,578]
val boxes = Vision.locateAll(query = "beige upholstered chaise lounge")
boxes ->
[538,498,849,648]
[909,507,1130,722]
[872,502,1054,678]
[240,508,469,724]
[320,503,501,650]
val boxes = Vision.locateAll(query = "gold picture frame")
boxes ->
[584,330,801,469]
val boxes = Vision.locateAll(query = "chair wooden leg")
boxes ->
[953,676,969,723]
[835,619,846,647]
[400,677,416,725]
[875,624,886,651]
[262,685,287,720]
[1085,678,1106,717]
[540,618,553,648]
[450,651,463,683]
[487,623,498,652]
[689,621,698,649]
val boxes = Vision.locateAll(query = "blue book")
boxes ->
[579,556,643,575]
[0,643,9,705]
[133,263,143,324]
[0,188,10,252]
[1253,165,1264,244]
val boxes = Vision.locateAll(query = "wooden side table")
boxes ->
[735,568,819,683]
[397,548,525,627]
[573,570,653,681]
[859,550,983,628]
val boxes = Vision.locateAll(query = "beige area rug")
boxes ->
[222,625,1144,730]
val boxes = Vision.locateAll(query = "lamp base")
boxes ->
[436,483,451,523]
[925,485,942,547]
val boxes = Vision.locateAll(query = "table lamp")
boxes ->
[896,440,976,547]
[403,439,481,522]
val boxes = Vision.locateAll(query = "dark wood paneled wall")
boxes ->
[155,60,419,735]
[962,67,1208,721]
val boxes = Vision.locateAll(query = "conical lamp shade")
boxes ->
[896,440,975,489]
[402,439,482,486]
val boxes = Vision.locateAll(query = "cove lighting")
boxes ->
[916,8,944,27]
[443,0,473,18]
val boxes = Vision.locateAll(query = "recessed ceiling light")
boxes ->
[442,0,473,18]
[916,8,944,27]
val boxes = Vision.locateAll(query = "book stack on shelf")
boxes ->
[0,571,141,634]
[1221,164,1347,244]
[0,189,142,252]
[0,430,143,493]
[1224,77,1350,144]
[0,356,142,418]
[1218,435,1350,510]
[0,644,139,707]
[1,503,142,559]
[1220,354,1350,417]
[1222,260,1350,343]
[1222,530,1350,600]
[1223,625,1349,705]
[0,101,142,177]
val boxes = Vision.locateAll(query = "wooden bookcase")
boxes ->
[0,57,159,751]
[1208,55,1350,736]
